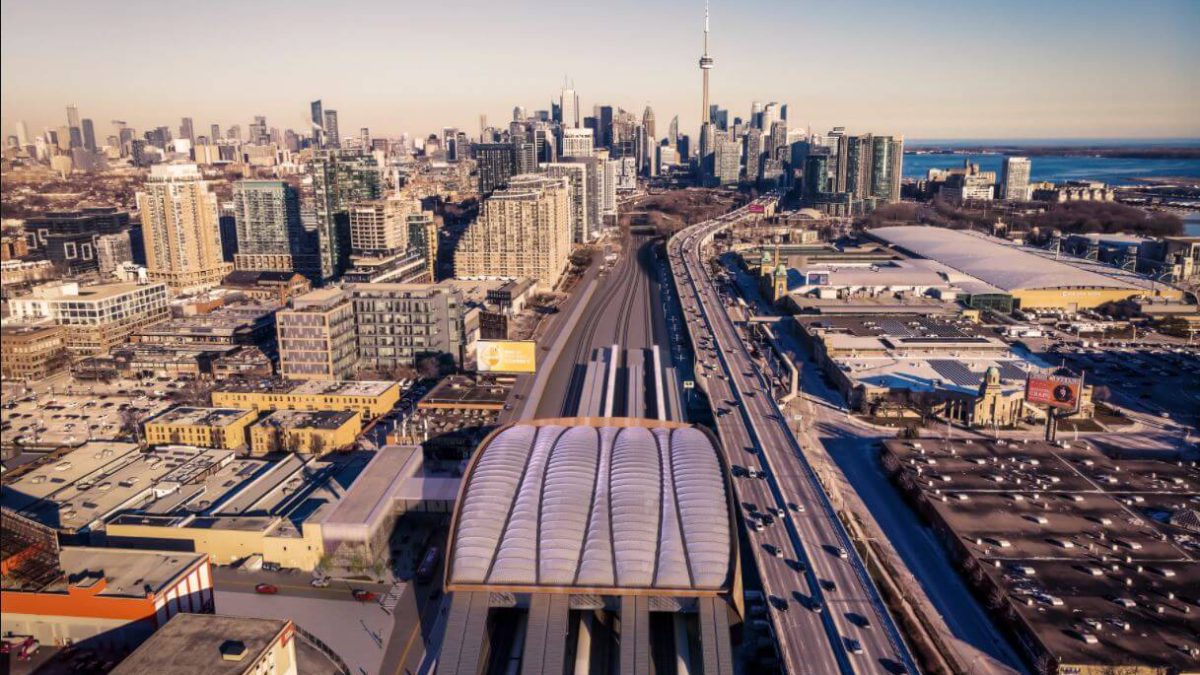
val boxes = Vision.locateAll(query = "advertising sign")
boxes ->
[476,340,537,374]
[748,204,766,214]
[1025,374,1082,411]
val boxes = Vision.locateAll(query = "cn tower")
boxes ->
[699,1,713,125]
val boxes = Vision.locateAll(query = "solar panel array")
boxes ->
[927,359,1028,389]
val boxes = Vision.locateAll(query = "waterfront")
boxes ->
[903,152,1200,183]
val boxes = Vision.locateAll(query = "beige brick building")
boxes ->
[454,174,572,290]
[137,163,232,293]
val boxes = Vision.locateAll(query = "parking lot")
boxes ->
[1051,343,1200,427]
[1,383,175,449]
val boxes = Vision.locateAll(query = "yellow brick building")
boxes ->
[143,407,258,449]
[211,379,400,422]
[249,409,361,456]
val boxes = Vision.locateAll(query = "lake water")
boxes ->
[1184,213,1200,236]
[903,153,1200,183]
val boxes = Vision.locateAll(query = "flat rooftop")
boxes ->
[870,226,1144,293]
[22,281,167,302]
[289,379,398,397]
[31,547,205,597]
[419,375,509,410]
[884,438,1200,671]
[257,408,359,430]
[110,613,289,675]
[147,406,257,428]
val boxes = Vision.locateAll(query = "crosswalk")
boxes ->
[379,582,405,613]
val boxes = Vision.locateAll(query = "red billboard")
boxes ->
[748,203,765,214]
[1025,375,1082,411]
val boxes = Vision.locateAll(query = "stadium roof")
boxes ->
[870,226,1142,293]
[447,419,734,594]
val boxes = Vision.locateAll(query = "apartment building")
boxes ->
[8,281,170,355]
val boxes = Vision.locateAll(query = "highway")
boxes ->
[668,200,918,675]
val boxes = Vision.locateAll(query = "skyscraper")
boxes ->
[475,143,516,194]
[210,124,221,142]
[248,116,269,145]
[1000,156,1032,201]
[323,110,340,148]
[81,119,97,152]
[560,86,579,129]
[310,151,382,282]
[231,180,315,279]
[137,164,231,292]
[597,105,614,148]
[179,117,195,144]
[560,128,595,158]
[310,99,324,147]
[65,105,82,148]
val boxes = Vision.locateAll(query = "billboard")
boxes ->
[1025,374,1082,411]
[748,203,766,214]
[476,340,537,374]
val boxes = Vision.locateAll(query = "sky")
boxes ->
[2,0,1198,143]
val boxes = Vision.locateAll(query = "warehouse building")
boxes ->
[868,226,1183,311]
[1,509,213,652]
[111,614,296,675]
[211,378,400,421]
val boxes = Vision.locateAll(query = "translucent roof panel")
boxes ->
[448,421,734,592]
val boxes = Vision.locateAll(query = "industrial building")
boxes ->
[868,226,1183,311]
[2,509,214,652]
[110,614,296,675]
[882,439,1200,674]
[439,418,738,675]
[795,314,1093,426]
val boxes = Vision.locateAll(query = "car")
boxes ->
[262,561,282,572]
[771,545,784,558]
[820,579,837,592]
[834,547,849,560]
[310,577,330,588]
[789,502,806,513]
[847,612,872,629]
[254,583,278,594]
[844,637,864,655]
[352,589,377,602]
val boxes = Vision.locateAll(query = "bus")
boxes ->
[415,546,441,584]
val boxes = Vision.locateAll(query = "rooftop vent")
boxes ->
[219,640,247,662]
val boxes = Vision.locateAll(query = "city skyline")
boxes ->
[2,0,1198,141]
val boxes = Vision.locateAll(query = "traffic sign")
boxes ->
[682,380,695,389]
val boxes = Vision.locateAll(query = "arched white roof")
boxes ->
[448,421,734,592]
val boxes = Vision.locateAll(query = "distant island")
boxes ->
[907,143,1200,160]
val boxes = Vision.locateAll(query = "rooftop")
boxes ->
[110,613,290,675]
[147,407,257,428]
[2,546,207,597]
[20,281,167,303]
[884,438,1200,671]
[448,419,735,593]
[870,226,1143,293]
[257,409,359,430]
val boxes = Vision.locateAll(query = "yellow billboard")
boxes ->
[476,340,537,373]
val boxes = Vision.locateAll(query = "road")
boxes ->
[669,199,918,675]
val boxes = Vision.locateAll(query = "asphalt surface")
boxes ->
[669,200,918,675]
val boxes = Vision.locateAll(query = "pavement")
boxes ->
[669,199,918,675]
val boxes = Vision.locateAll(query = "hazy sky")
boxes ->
[3,0,1198,142]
